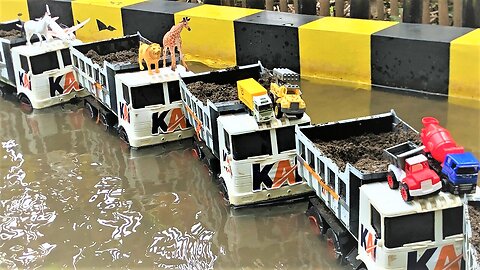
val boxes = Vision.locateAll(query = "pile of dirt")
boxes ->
[187,82,238,103]
[86,48,138,65]
[469,205,480,263]
[0,29,22,40]
[313,128,420,172]
[257,70,275,90]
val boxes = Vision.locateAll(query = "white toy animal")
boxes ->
[48,18,90,44]
[21,5,58,46]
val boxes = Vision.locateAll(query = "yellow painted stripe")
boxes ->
[302,160,339,201]
[0,0,29,21]
[299,17,397,85]
[174,5,262,68]
[449,29,480,101]
[72,0,145,42]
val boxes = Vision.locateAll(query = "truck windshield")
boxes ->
[30,51,60,75]
[258,104,271,112]
[131,83,165,109]
[456,166,478,174]
[384,212,434,248]
[231,130,272,160]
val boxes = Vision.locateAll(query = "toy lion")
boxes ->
[138,42,162,75]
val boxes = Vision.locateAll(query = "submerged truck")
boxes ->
[180,62,313,207]
[420,117,479,194]
[297,111,464,269]
[70,34,194,148]
[1,19,87,109]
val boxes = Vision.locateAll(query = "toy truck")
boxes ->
[180,62,313,207]
[237,78,273,123]
[421,117,479,194]
[269,68,306,119]
[384,142,442,201]
[70,34,194,148]
[297,111,464,269]
[0,20,87,109]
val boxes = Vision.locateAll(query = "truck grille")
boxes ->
[290,102,299,110]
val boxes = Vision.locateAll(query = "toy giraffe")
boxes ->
[163,17,191,71]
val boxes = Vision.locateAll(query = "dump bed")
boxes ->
[295,110,417,239]
[384,141,424,169]
[179,62,263,159]
[0,19,28,87]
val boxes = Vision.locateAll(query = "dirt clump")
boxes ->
[258,70,275,90]
[0,29,22,40]
[469,205,480,263]
[313,129,420,172]
[187,82,238,103]
[86,48,138,66]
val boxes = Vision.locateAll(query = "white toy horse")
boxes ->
[21,5,58,45]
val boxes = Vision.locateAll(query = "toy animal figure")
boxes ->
[138,42,162,75]
[21,5,58,46]
[162,17,191,71]
[48,18,90,44]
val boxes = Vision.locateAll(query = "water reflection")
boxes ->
[0,140,57,269]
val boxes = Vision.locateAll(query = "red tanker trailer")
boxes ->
[421,117,479,194]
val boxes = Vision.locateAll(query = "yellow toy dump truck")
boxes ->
[269,68,306,119]
[237,78,273,123]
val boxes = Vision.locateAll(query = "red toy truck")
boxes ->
[385,142,442,201]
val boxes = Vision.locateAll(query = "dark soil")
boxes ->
[0,29,22,40]
[469,205,480,263]
[86,48,138,66]
[313,127,421,173]
[187,82,238,103]
[257,70,275,90]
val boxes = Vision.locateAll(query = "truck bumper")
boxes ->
[281,108,305,115]
[446,182,477,195]
[128,128,194,148]
[30,89,90,109]
[409,181,442,197]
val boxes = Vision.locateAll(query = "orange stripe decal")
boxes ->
[184,104,203,141]
[302,159,339,201]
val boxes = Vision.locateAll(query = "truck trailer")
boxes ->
[297,111,464,269]
[70,34,194,148]
[179,62,313,207]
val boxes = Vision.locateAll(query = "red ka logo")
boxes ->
[49,71,80,97]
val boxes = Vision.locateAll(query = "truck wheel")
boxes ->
[306,206,327,236]
[85,101,98,120]
[274,104,283,119]
[387,171,399,189]
[295,112,304,119]
[18,94,33,113]
[192,140,204,160]
[400,183,413,202]
[119,127,129,145]
[441,176,449,192]
[326,228,343,262]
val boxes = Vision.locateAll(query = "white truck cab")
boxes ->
[359,182,463,269]
[10,39,87,109]
[115,67,194,148]
[218,113,312,206]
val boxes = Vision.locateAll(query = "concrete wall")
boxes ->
[1,0,479,101]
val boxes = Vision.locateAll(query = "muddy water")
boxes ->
[0,68,479,269]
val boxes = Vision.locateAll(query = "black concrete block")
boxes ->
[27,0,73,26]
[121,0,198,44]
[371,24,473,95]
[234,11,318,73]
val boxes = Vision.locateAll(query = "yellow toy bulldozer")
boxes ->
[269,68,306,119]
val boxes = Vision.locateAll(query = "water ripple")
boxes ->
[147,222,217,269]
